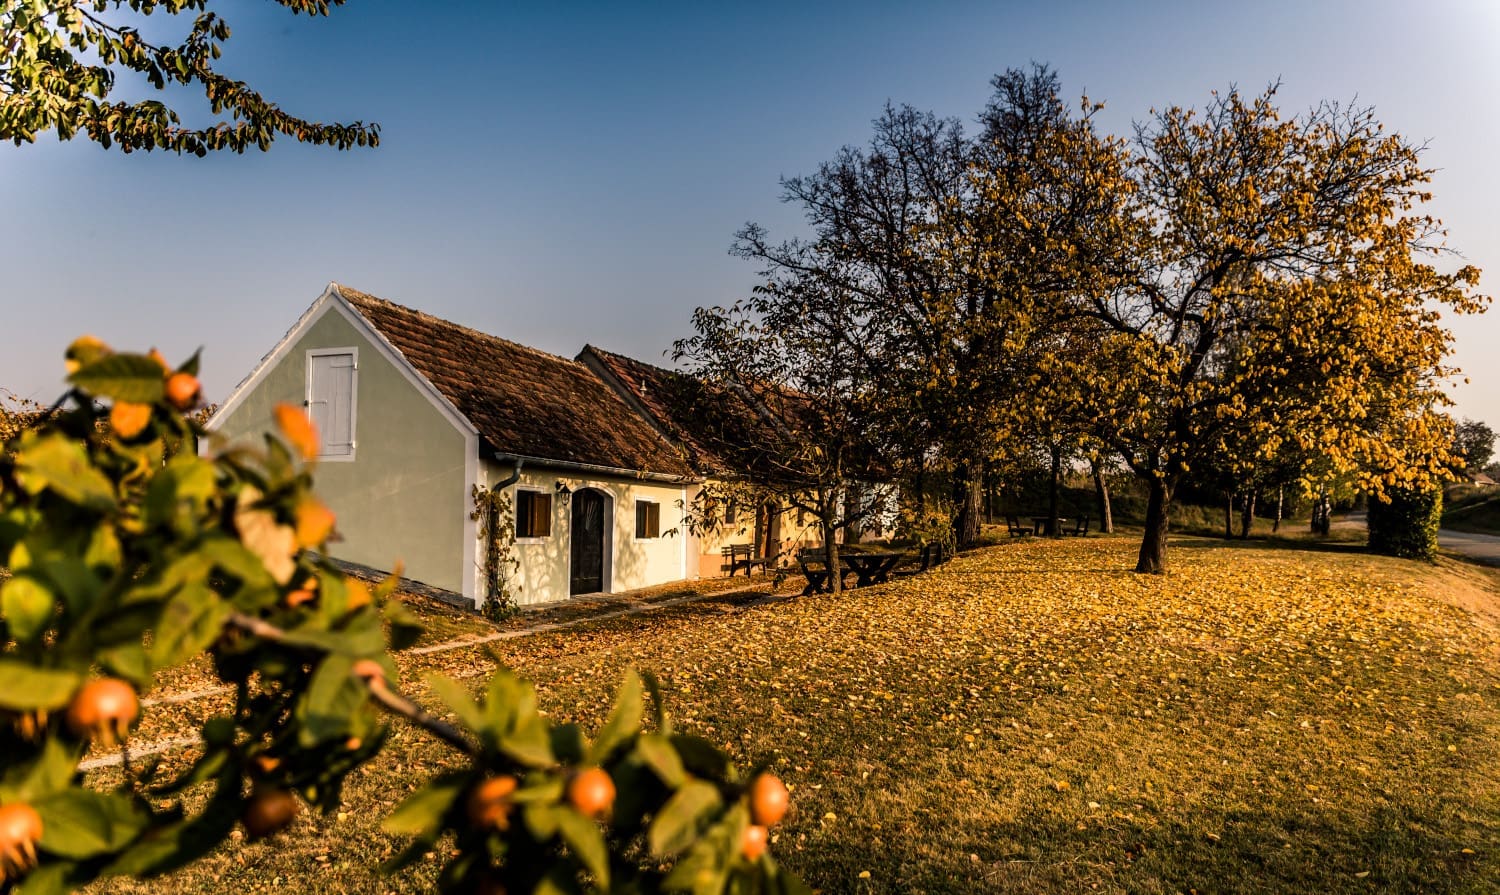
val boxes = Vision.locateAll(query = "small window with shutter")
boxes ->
[516,490,552,538]
[306,348,358,459]
[635,500,660,539]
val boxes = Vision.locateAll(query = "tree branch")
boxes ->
[225,611,479,757]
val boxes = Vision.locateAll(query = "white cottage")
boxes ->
[209,283,706,606]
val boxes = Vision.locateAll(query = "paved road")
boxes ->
[1335,511,1500,566]
[1440,529,1500,566]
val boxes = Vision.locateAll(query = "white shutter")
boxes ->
[308,351,357,458]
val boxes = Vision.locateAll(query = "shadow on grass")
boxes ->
[803,799,1492,895]
[1170,533,1371,558]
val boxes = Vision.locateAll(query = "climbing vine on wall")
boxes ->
[471,485,521,619]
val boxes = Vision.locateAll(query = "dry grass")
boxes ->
[90,536,1500,894]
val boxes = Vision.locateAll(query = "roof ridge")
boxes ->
[333,282,591,371]
[584,343,684,377]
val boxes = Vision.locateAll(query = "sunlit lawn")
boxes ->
[95,535,1500,894]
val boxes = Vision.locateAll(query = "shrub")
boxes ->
[0,339,806,894]
[1367,485,1442,560]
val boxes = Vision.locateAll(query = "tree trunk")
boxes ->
[1090,457,1113,534]
[1224,491,1234,539]
[1048,444,1062,537]
[821,492,843,594]
[953,459,982,549]
[1239,487,1256,539]
[1272,486,1283,533]
[1136,477,1173,574]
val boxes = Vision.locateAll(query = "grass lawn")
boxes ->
[1444,485,1500,536]
[91,536,1500,894]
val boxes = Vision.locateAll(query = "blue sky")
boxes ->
[2,0,1497,433]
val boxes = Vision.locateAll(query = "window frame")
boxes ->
[304,347,359,462]
[635,499,661,540]
[515,489,553,540]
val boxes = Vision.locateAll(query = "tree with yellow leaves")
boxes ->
[1072,84,1485,572]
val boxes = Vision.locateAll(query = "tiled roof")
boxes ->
[580,345,797,480]
[334,285,696,479]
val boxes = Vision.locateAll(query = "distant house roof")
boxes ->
[580,344,873,483]
[1474,472,1498,486]
[579,345,749,476]
[335,285,695,479]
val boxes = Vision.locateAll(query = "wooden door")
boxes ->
[570,489,606,595]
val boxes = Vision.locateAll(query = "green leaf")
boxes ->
[0,661,81,712]
[278,614,385,657]
[294,654,368,746]
[82,525,121,576]
[642,668,670,735]
[648,780,722,856]
[144,454,217,529]
[13,860,72,895]
[382,599,425,651]
[637,734,687,788]
[670,734,733,781]
[14,433,116,510]
[555,806,610,889]
[67,353,167,403]
[381,773,466,837]
[587,669,643,764]
[34,788,149,859]
[1,574,55,642]
[482,666,528,732]
[767,863,815,895]
[423,674,483,733]
[522,801,560,840]
[661,836,728,895]
[549,723,587,765]
[98,642,152,689]
[0,735,84,804]
[499,716,556,769]
[149,585,228,669]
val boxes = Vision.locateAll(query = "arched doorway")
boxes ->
[570,488,609,595]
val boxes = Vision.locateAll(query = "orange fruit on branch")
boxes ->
[740,824,769,861]
[0,802,43,878]
[165,372,201,410]
[242,788,300,840]
[110,401,152,439]
[465,775,520,831]
[65,678,140,745]
[748,773,789,827]
[566,768,615,820]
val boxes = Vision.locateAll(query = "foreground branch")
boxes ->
[226,611,478,756]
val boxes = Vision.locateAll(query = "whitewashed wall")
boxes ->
[478,460,691,605]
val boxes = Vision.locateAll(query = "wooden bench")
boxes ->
[1066,515,1090,537]
[893,542,945,579]
[721,543,770,577]
[1005,515,1034,537]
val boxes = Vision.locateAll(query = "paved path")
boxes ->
[1440,528,1500,566]
[1337,510,1500,567]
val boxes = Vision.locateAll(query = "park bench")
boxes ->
[721,543,770,577]
[1005,515,1034,537]
[893,542,946,579]
[1066,515,1090,536]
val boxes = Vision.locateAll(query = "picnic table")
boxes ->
[796,549,906,594]
[841,550,904,587]
[1032,516,1068,537]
